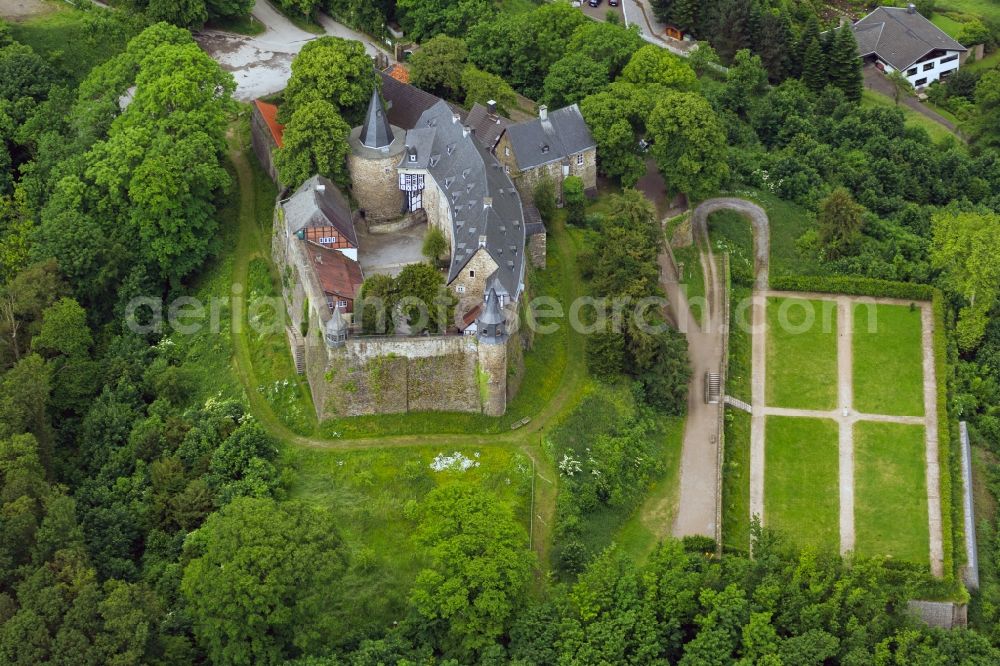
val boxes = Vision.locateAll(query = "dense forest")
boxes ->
[4,0,1000,664]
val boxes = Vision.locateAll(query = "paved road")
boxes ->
[196,0,391,101]
[863,66,960,137]
[621,0,694,57]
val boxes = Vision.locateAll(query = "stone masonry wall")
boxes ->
[449,247,499,302]
[320,336,488,417]
[348,152,404,221]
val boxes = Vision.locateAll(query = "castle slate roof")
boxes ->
[853,7,966,71]
[403,100,526,299]
[282,175,358,247]
[465,103,511,150]
[359,87,395,149]
[505,104,596,170]
[379,69,441,130]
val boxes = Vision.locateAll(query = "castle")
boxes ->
[258,83,532,418]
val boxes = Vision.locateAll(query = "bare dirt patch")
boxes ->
[0,0,55,22]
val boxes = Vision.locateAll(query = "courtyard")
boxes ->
[748,293,943,574]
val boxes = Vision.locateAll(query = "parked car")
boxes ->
[588,0,602,6]
[609,0,619,5]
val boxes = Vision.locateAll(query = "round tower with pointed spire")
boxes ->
[476,288,509,416]
[348,87,406,221]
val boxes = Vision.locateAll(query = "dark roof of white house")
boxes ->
[505,104,596,170]
[853,6,965,71]
[282,175,358,247]
[402,100,526,299]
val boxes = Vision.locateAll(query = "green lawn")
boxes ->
[931,12,966,39]
[764,416,841,551]
[853,303,925,416]
[937,0,1000,26]
[861,91,960,146]
[285,444,531,643]
[723,286,752,551]
[854,421,930,565]
[711,189,819,283]
[766,297,839,411]
[673,245,706,327]
[9,4,132,86]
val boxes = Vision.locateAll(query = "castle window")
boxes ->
[576,153,584,166]
[505,146,510,157]
[469,270,476,278]
[457,285,466,294]
[318,236,337,245]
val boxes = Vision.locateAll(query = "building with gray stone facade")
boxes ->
[495,103,598,204]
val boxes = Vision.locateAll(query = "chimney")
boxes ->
[487,99,497,114]
[452,112,461,124]
[483,196,493,209]
[907,3,916,13]
[463,125,472,138]
[539,105,548,121]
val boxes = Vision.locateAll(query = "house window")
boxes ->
[923,62,934,71]
[941,54,959,64]
[318,236,337,244]
[504,146,510,157]
[456,285,466,294]
[504,165,510,174]
[469,270,476,278]
[576,153,584,166]
[915,77,928,86]
[337,300,348,310]
[907,67,918,76]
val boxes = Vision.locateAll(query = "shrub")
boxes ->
[563,175,586,226]
[533,177,557,224]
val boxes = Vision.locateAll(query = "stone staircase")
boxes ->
[724,395,752,414]
[286,326,306,375]
[705,372,721,404]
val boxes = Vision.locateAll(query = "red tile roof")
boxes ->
[254,99,285,148]
[387,63,410,84]
[461,304,482,330]
[303,242,363,301]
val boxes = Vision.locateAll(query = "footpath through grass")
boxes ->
[764,416,841,552]
[766,297,838,411]
[854,421,930,565]
[853,303,925,416]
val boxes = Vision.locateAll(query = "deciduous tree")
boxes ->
[283,37,377,125]
[181,497,348,665]
[931,209,1000,350]
[274,99,351,189]
[648,92,729,201]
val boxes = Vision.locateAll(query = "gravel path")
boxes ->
[196,0,391,101]
[837,296,855,555]
[666,199,770,540]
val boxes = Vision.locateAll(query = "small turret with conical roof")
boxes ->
[359,87,394,150]
[324,307,348,347]
[477,288,507,344]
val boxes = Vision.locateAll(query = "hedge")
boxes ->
[769,275,935,301]
[768,275,956,581]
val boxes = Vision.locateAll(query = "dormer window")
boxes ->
[541,144,550,154]
[446,143,456,155]
[407,147,417,163]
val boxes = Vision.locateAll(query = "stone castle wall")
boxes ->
[271,199,517,420]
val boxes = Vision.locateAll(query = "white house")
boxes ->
[853,5,966,89]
